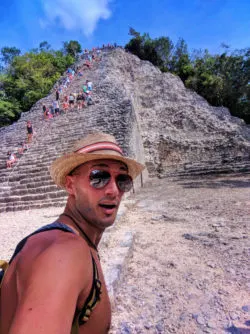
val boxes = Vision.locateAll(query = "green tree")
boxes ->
[125,29,250,123]
[169,38,193,81]
[0,43,75,126]
[50,51,74,73]
[0,46,21,65]
[63,40,82,58]
[128,27,140,38]
[0,98,20,126]
[125,30,163,67]
[6,51,63,110]
[186,48,250,122]
[39,41,51,52]
[153,36,174,71]
[125,34,144,58]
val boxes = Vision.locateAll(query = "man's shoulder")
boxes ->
[4,230,95,323]
[15,229,93,287]
[18,228,92,271]
[30,227,90,254]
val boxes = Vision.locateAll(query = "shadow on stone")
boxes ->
[178,177,250,189]
[225,325,250,334]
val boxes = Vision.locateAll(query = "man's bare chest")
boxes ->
[77,281,111,334]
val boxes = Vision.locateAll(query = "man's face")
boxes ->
[66,159,129,230]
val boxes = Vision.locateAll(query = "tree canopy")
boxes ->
[125,29,250,124]
[0,46,21,66]
[63,40,82,58]
[0,41,76,126]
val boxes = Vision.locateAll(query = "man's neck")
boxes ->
[58,201,103,249]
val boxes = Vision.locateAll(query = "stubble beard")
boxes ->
[76,203,118,231]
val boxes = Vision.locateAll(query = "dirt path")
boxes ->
[108,174,250,334]
[0,174,249,333]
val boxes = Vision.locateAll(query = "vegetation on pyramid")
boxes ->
[126,28,250,123]
[0,41,82,126]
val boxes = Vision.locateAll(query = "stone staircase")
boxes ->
[0,110,109,212]
[0,52,116,211]
[0,50,146,213]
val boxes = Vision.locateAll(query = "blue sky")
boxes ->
[1,0,249,55]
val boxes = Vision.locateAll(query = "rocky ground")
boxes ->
[1,173,250,333]
[104,174,250,334]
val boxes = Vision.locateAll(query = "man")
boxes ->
[56,89,60,101]
[53,99,60,116]
[86,80,92,91]
[26,120,33,143]
[69,93,75,110]
[0,132,144,334]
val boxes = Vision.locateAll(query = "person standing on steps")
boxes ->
[69,93,75,111]
[53,99,60,116]
[62,99,69,113]
[26,120,33,143]
[86,80,93,91]
[86,90,94,105]
[56,89,60,101]
[0,132,145,334]
[76,91,85,110]
[42,104,47,115]
[82,84,88,93]
[49,104,55,117]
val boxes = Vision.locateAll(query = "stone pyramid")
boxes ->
[0,48,249,212]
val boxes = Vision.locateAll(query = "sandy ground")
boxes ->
[107,174,250,334]
[0,174,249,334]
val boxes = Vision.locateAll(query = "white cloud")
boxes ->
[40,0,112,36]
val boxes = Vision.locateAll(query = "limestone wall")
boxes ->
[100,49,250,177]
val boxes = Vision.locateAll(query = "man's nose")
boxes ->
[104,177,120,196]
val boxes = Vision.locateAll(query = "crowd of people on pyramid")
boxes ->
[42,78,94,120]
[5,44,119,169]
[42,49,99,120]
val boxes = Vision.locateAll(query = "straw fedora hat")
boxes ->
[50,132,145,188]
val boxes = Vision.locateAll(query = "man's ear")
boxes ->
[65,175,75,195]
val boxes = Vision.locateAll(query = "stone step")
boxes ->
[167,164,250,178]
[0,157,51,170]
[185,160,250,170]
[0,190,66,204]
[12,166,51,175]
[0,197,66,213]
[0,187,10,194]
[11,184,61,196]
[16,152,62,162]
[8,171,51,183]
[11,164,50,172]
[9,161,51,171]
[13,179,55,190]
[0,174,11,182]
[20,175,53,184]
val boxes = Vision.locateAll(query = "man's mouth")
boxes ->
[99,203,117,215]
[99,203,116,209]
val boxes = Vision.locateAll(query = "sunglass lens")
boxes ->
[89,170,110,188]
[116,174,133,192]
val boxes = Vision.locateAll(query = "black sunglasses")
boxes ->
[89,170,133,192]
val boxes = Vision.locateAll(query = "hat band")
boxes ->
[75,141,124,155]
